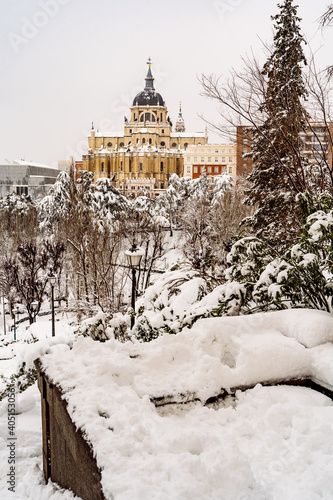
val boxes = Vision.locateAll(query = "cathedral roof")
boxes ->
[132,60,165,107]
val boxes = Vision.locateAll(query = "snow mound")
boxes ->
[35,308,333,499]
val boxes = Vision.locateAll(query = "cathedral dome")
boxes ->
[133,89,164,107]
[132,60,165,107]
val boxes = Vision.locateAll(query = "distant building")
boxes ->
[57,157,75,174]
[0,160,62,200]
[236,123,333,177]
[82,60,208,197]
[184,143,237,180]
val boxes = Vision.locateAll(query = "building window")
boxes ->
[229,167,233,173]
[120,142,124,147]
[194,166,198,173]
[187,157,191,162]
[187,167,191,173]
[194,157,198,162]
[107,142,112,147]
[139,162,143,171]
[222,166,227,173]
[160,183,164,189]
[160,113,163,121]
[215,157,218,162]
[229,157,232,162]
[129,160,132,172]
[129,129,132,133]
[120,161,123,171]
[172,142,177,148]
[229,149,233,154]
[222,157,225,162]
[161,129,164,134]
[208,157,211,163]
[160,162,164,172]
[161,141,166,147]
[201,157,204,162]
[142,138,146,144]
[16,186,28,196]
[194,149,197,153]
[101,162,104,172]
[214,166,219,173]
[207,166,212,173]
[215,149,219,153]
[184,143,188,149]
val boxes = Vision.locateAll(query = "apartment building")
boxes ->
[183,143,237,180]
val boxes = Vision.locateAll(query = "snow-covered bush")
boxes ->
[215,200,333,314]
[0,362,37,401]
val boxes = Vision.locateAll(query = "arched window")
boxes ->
[160,162,164,172]
[142,138,146,144]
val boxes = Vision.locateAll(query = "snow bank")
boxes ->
[37,308,333,499]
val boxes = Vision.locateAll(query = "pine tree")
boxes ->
[245,0,309,249]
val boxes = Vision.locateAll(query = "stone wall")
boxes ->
[35,361,105,500]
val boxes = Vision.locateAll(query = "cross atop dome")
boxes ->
[132,59,164,107]
[145,57,154,90]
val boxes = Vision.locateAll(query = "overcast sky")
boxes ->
[0,0,332,167]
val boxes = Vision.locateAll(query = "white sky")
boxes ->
[0,0,332,167]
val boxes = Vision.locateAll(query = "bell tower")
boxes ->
[175,103,185,132]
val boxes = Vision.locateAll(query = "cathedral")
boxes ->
[82,60,207,197]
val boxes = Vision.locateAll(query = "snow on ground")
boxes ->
[0,314,79,500]
[25,308,333,500]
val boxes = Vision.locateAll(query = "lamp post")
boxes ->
[12,306,18,341]
[48,274,57,337]
[125,244,144,329]
[31,301,39,323]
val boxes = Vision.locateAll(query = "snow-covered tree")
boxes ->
[38,171,74,233]
[3,240,65,323]
[0,193,37,245]
[245,0,309,249]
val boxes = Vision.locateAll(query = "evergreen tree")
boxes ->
[245,0,309,249]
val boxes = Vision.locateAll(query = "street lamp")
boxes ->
[125,244,144,329]
[12,306,18,341]
[48,274,57,337]
[31,301,39,323]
